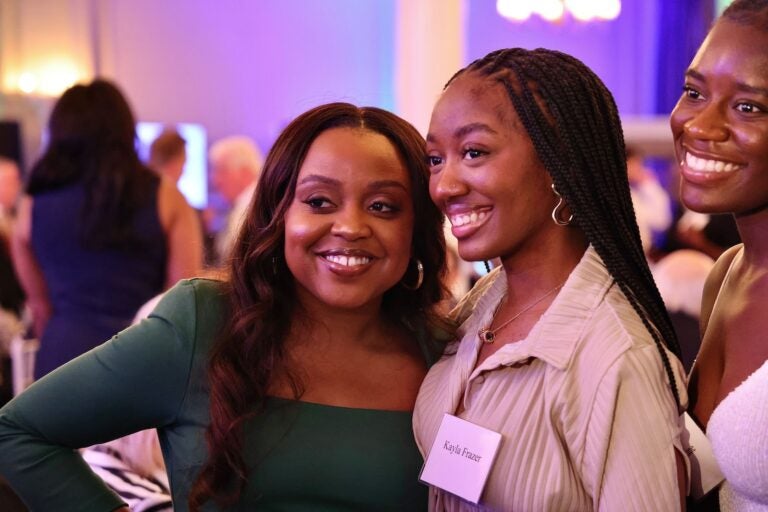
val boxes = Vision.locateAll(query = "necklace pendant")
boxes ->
[478,328,495,344]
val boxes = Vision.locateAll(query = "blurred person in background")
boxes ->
[148,127,187,186]
[0,157,21,232]
[0,157,24,407]
[626,146,673,256]
[652,249,714,372]
[659,156,741,261]
[207,135,262,264]
[10,79,203,379]
[675,209,741,260]
[149,128,214,264]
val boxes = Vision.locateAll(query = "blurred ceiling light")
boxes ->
[17,72,38,94]
[9,60,81,97]
[37,61,80,96]
[497,0,621,23]
[496,0,534,21]
[539,0,566,21]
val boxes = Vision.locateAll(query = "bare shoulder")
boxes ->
[700,244,742,333]
[156,177,190,226]
[157,176,185,205]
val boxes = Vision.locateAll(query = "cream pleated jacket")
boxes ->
[414,246,687,511]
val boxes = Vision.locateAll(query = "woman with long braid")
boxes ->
[673,1,768,509]
[414,48,687,510]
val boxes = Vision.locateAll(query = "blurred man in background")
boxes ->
[208,136,262,264]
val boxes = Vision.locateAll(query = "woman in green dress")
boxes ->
[0,102,449,511]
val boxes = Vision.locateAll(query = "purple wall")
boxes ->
[465,0,661,115]
[106,0,396,154]
[107,0,665,156]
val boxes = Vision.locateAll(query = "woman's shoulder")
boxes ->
[450,267,503,325]
[136,278,229,376]
[151,278,228,331]
[156,175,189,218]
[577,282,672,365]
[160,277,227,309]
[572,282,686,395]
[699,244,743,330]
[705,244,742,293]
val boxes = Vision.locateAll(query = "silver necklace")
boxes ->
[478,283,564,344]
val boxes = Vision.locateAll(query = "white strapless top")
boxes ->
[707,359,768,511]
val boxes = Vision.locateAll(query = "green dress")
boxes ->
[0,279,428,511]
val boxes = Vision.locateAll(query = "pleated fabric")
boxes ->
[414,246,687,511]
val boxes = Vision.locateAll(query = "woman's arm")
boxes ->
[0,280,202,511]
[10,195,50,337]
[157,177,203,288]
[584,346,687,511]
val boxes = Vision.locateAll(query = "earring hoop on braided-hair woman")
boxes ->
[551,183,573,226]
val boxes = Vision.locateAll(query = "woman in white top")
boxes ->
[672,1,768,509]
[415,48,688,511]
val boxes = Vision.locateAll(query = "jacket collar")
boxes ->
[455,246,615,375]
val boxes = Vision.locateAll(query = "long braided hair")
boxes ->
[188,103,448,510]
[450,48,682,409]
[722,0,768,29]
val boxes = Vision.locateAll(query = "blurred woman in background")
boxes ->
[11,79,202,378]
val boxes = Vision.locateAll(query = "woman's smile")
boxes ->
[445,205,492,239]
[318,249,376,275]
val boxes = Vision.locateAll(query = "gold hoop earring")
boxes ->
[551,184,573,226]
[401,259,424,290]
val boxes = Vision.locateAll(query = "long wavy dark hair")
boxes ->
[189,102,448,510]
[27,79,156,249]
[448,49,683,410]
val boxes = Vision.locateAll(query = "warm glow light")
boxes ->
[538,0,565,21]
[11,60,81,96]
[17,72,38,94]
[498,0,621,23]
[37,61,80,96]
[497,0,534,21]
[564,0,595,21]
[597,0,621,20]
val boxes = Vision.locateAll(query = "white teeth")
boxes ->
[685,152,741,173]
[450,210,487,227]
[325,254,371,267]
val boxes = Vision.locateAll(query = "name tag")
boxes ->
[682,412,724,500]
[420,413,502,504]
